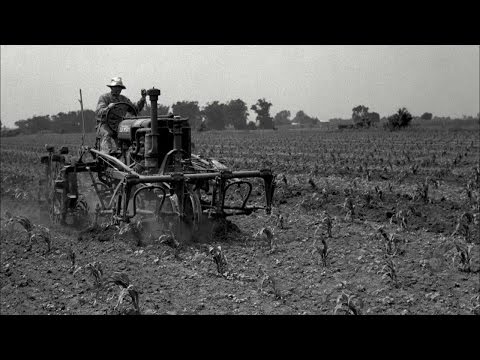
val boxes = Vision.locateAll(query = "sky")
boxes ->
[1,45,479,127]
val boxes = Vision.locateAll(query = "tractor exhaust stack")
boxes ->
[146,88,161,168]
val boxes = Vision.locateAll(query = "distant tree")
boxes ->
[251,98,274,129]
[420,112,433,120]
[385,108,413,131]
[352,105,370,127]
[274,110,291,126]
[225,99,249,129]
[14,119,26,131]
[246,121,257,130]
[352,105,381,128]
[292,110,319,127]
[203,101,226,130]
[368,111,380,125]
[171,101,202,129]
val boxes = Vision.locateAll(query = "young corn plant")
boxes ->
[453,241,474,272]
[67,248,76,273]
[85,261,104,287]
[452,212,473,243]
[377,227,402,256]
[30,225,51,254]
[411,163,419,175]
[387,182,394,193]
[333,292,363,315]
[259,267,282,300]
[363,190,374,208]
[158,230,181,259]
[321,212,333,238]
[93,203,101,227]
[118,219,144,247]
[390,209,408,231]
[469,294,480,315]
[7,215,33,240]
[5,215,51,253]
[321,187,329,203]
[380,256,399,287]
[209,245,229,275]
[107,272,140,315]
[343,196,355,222]
[312,235,329,267]
[255,227,276,250]
[374,185,383,201]
[415,179,429,204]
[277,214,284,229]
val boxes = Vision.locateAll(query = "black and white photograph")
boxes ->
[1,44,479,316]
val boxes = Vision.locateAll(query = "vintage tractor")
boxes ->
[39,88,275,241]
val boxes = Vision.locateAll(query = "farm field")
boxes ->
[1,126,479,315]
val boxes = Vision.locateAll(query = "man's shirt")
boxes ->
[95,92,146,124]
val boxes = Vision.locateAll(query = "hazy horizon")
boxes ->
[1,45,479,128]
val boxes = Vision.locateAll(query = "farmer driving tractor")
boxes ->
[95,77,147,153]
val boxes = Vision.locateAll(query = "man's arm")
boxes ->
[121,91,146,114]
[134,96,146,114]
[95,94,111,121]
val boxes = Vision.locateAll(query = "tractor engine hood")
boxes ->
[117,118,151,140]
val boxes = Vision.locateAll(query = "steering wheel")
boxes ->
[104,102,138,134]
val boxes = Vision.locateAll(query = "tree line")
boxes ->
[2,97,324,135]
[333,106,479,131]
[2,100,477,136]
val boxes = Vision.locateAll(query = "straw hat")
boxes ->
[107,77,126,89]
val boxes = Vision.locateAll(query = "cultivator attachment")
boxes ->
[39,146,89,226]
[39,87,275,241]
